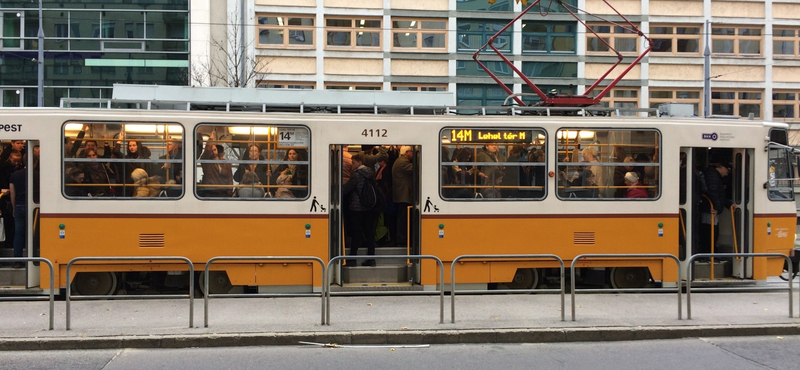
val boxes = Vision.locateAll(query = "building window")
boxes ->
[257,81,315,89]
[521,22,575,54]
[711,90,762,117]
[649,89,701,116]
[649,25,701,55]
[590,87,639,115]
[391,18,447,51]
[325,17,381,49]
[456,60,512,77]
[456,84,511,108]
[586,23,639,54]
[520,62,577,78]
[773,27,799,58]
[772,91,799,122]
[457,20,511,53]
[711,26,762,56]
[256,14,314,48]
[2,12,22,48]
[325,83,381,90]
[392,83,447,92]
[456,0,514,12]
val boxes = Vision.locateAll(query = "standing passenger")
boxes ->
[9,162,26,267]
[392,146,414,247]
[159,138,183,197]
[199,132,233,197]
[699,164,732,256]
[0,150,23,248]
[343,153,377,267]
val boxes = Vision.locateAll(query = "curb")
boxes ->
[2,324,800,351]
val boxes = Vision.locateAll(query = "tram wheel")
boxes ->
[199,271,233,296]
[71,272,118,296]
[609,267,649,289]
[500,268,539,290]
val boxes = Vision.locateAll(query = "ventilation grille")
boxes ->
[573,232,596,245]
[139,234,165,248]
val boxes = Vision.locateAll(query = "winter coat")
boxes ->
[343,165,375,212]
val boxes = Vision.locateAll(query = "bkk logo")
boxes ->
[702,133,718,141]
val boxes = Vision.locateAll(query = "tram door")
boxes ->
[680,147,753,280]
[0,140,40,290]
[329,145,421,286]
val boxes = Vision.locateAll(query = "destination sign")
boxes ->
[448,129,532,144]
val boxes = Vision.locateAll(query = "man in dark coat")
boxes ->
[698,163,732,256]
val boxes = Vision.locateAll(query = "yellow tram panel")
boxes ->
[752,215,795,280]
[421,215,679,285]
[39,216,329,289]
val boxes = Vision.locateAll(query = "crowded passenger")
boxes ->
[237,171,266,198]
[271,148,308,198]
[81,148,116,197]
[198,132,233,197]
[392,146,413,247]
[699,163,732,256]
[131,168,159,197]
[1,149,23,248]
[343,153,377,267]
[159,138,183,197]
[234,144,268,186]
[274,172,295,199]
[65,167,88,197]
[623,171,648,198]
[8,156,27,267]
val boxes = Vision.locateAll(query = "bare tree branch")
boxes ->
[191,10,271,88]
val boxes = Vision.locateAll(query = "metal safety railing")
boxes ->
[66,256,195,330]
[203,256,326,327]
[326,255,444,325]
[450,254,565,323]
[571,254,682,321]
[687,253,794,319]
[0,257,55,330]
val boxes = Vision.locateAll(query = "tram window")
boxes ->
[62,122,185,199]
[194,124,310,200]
[440,127,546,200]
[767,145,794,201]
[555,128,660,200]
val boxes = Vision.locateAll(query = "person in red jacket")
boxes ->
[624,172,648,199]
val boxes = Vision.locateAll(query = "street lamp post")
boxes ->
[37,0,44,107]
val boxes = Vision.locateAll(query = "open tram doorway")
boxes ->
[680,147,753,282]
[0,139,40,292]
[329,144,421,289]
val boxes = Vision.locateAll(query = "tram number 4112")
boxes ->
[362,129,388,138]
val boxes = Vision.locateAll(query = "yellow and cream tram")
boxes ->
[0,106,795,296]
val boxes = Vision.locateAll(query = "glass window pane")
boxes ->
[63,122,185,199]
[260,29,283,44]
[393,32,416,47]
[587,37,610,52]
[652,38,672,52]
[327,31,350,46]
[356,32,380,46]
[555,129,659,199]
[677,39,699,53]
[440,128,547,200]
[712,39,734,53]
[551,36,575,52]
[773,105,795,119]
[327,19,351,27]
[288,30,311,45]
[195,124,309,200]
[774,41,794,55]
[422,33,445,48]
[676,27,699,35]
[288,17,313,26]
[739,40,760,54]
[739,104,761,117]
[421,21,446,30]
[650,91,673,99]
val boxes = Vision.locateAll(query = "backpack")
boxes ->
[358,176,380,210]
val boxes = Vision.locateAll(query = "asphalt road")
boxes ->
[2,335,799,370]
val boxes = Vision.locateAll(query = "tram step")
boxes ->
[692,260,730,280]
[0,268,27,286]
[332,282,423,292]
[342,265,408,284]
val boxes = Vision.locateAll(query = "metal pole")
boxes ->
[703,20,710,118]
[37,0,45,107]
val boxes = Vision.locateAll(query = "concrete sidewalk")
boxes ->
[1,291,800,350]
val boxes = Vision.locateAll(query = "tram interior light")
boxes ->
[228,126,277,135]
[64,123,84,134]
[124,124,183,134]
[556,131,595,140]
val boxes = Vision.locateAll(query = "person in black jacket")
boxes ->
[698,163,732,257]
[342,153,377,267]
